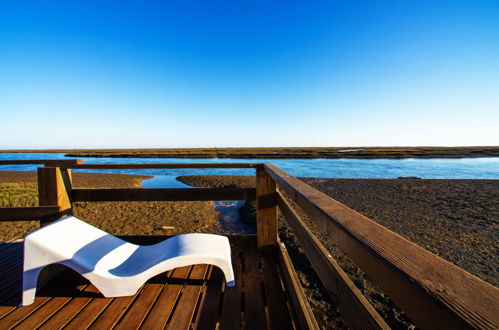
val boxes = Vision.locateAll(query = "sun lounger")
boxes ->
[22,216,235,306]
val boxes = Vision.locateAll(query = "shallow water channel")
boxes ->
[142,175,255,234]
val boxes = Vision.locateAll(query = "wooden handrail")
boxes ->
[72,188,256,202]
[264,163,499,329]
[0,206,63,221]
[0,159,82,166]
[58,163,260,169]
[277,193,389,329]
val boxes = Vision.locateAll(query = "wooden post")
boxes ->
[38,167,72,226]
[256,165,277,248]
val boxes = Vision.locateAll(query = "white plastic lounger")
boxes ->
[22,216,235,306]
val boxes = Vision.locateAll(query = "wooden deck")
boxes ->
[0,236,297,329]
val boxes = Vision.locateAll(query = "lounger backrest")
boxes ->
[25,216,126,262]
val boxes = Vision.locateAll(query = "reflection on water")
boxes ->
[214,200,255,234]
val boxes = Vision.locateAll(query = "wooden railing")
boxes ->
[0,160,497,329]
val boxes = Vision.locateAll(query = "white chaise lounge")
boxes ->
[22,216,235,306]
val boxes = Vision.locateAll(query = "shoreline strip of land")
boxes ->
[1,146,498,158]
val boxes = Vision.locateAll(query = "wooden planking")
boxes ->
[38,284,101,329]
[14,282,89,329]
[72,187,256,202]
[62,162,259,169]
[265,163,499,329]
[167,264,209,329]
[139,267,191,329]
[83,293,138,329]
[244,244,266,330]
[192,266,225,330]
[278,193,389,329]
[259,246,295,330]
[113,282,163,329]
[0,206,62,222]
[63,290,114,329]
[219,244,243,330]
[0,271,79,328]
[0,159,82,166]
[256,165,278,247]
[277,242,319,330]
[0,236,297,330]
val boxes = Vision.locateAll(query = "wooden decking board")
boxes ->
[192,266,225,330]
[219,245,243,330]
[139,267,191,329]
[0,252,23,278]
[0,262,23,287]
[0,244,22,260]
[0,271,78,328]
[13,283,89,329]
[167,264,209,329]
[0,236,297,330]
[0,239,19,254]
[0,277,22,303]
[244,246,267,330]
[63,286,114,330]
[38,284,97,330]
[113,282,163,329]
[260,248,295,330]
[84,291,139,329]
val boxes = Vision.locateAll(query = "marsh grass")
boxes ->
[0,182,38,207]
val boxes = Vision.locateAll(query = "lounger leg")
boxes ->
[219,260,235,287]
[22,267,42,306]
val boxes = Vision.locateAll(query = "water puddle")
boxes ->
[142,175,254,234]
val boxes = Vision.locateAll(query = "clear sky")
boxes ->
[1,0,498,148]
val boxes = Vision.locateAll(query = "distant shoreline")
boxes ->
[0,146,498,159]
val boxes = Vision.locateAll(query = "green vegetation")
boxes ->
[0,182,38,208]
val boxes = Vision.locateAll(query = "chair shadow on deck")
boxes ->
[0,240,210,307]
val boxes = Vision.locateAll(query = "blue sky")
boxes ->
[1,0,498,148]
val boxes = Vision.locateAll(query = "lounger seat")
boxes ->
[22,216,235,306]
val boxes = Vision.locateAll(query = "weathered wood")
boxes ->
[265,163,499,329]
[37,167,72,226]
[256,165,277,247]
[114,283,163,329]
[0,159,82,166]
[62,162,259,169]
[278,193,389,329]
[71,187,256,202]
[244,244,266,329]
[0,270,78,328]
[276,242,319,330]
[14,282,88,329]
[84,294,138,329]
[219,244,242,330]
[63,287,113,329]
[260,246,295,330]
[192,266,224,330]
[0,206,62,221]
[38,284,98,329]
[139,267,190,329]
[168,264,208,329]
